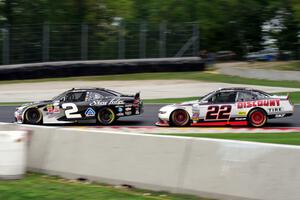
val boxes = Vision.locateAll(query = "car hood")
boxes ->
[160,100,199,110]
[176,100,199,106]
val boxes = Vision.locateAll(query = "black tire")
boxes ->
[96,107,116,125]
[170,109,190,127]
[248,108,267,127]
[24,108,43,124]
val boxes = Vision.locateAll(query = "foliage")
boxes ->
[0,0,299,63]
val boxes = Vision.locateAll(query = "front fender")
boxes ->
[158,104,192,122]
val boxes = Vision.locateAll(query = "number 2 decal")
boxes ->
[62,103,82,119]
[206,105,232,120]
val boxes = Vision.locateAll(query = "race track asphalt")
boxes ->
[1,104,299,127]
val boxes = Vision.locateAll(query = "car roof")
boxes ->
[67,88,106,92]
[217,87,263,93]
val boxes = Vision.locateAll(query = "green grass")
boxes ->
[277,91,300,103]
[243,61,300,71]
[0,173,209,200]
[144,91,300,104]
[1,71,300,88]
[168,132,300,146]
[0,102,28,106]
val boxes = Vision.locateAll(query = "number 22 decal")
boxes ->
[206,105,232,120]
[62,103,82,119]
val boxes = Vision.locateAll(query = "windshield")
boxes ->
[52,91,67,101]
[199,91,214,102]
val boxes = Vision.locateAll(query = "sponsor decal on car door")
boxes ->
[205,105,232,120]
[203,91,237,121]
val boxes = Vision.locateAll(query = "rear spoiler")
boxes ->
[272,93,289,100]
[134,92,140,100]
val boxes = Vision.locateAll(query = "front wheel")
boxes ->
[248,109,267,127]
[170,109,190,127]
[24,108,43,124]
[96,107,116,125]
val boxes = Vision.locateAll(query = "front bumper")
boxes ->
[155,119,170,127]
[14,111,23,123]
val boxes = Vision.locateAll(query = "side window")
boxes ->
[237,92,257,102]
[208,92,237,103]
[86,92,103,101]
[252,91,269,99]
[65,92,86,102]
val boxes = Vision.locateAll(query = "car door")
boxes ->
[233,91,260,119]
[200,91,237,121]
[61,91,87,120]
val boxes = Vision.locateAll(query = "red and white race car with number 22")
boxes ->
[156,88,294,127]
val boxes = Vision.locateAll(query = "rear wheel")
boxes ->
[248,109,267,127]
[24,108,43,124]
[170,109,190,127]
[96,107,116,125]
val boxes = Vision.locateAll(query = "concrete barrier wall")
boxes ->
[1,123,300,200]
[0,57,205,80]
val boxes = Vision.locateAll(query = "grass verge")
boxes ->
[168,132,300,146]
[0,102,28,106]
[0,173,209,200]
[0,71,300,88]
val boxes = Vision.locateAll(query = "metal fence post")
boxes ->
[118,22,125,59]
[81,24,88,60]
[193,23,199,56]
[139,22,147,58]
[2,27,10,65]
[159,22,166,58]
[42,23,50,62]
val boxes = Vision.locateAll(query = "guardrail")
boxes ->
[1,123,299,200]
[0,57,205,80]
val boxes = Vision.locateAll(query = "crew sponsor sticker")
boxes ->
[268,107,282,112]
[90,100,107,106]
[238,111,247,115]
[192,113,200,121]
[47,104,60,114]
[117,113,124,116]
[85,107,96,117]
[237,99,280,109]
[109,99,124,105]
